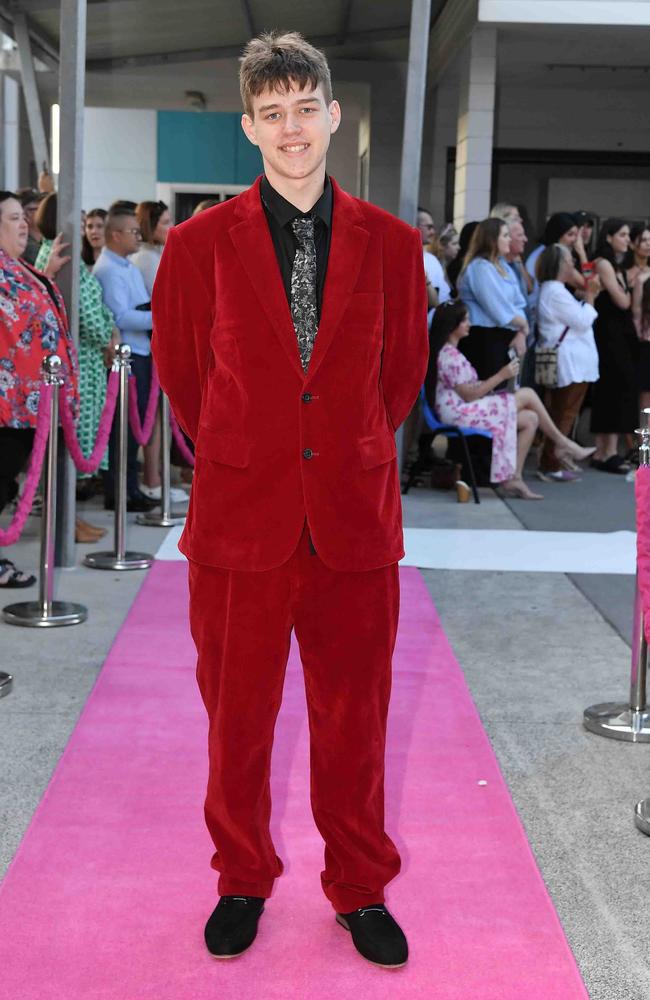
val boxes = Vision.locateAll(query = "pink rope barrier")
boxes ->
[128,367,160,446]
[169,409,195,467]
[0,385,52,546]
[60,369,119,475]
[636,466,650,644]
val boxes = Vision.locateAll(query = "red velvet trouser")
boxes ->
[188,521,401,914]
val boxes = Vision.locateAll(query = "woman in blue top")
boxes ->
[457,218,528,382]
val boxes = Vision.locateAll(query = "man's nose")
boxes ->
[282,115,302,135]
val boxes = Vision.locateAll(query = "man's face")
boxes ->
[241,82,340,190]
[417,212,436,246]
[108,216,141,256]
[508,221,527,256]
[581,222,593,244]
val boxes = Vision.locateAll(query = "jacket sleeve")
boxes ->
[151,226,214,442]
[381,226,429,430]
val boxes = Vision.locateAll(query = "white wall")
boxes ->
[480,0,650,26]
[82,107,157,210]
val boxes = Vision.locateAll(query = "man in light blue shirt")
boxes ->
[93,207,157,512]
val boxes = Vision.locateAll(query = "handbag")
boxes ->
[534,325,569,388]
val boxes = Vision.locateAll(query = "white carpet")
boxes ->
[156,525,635,575]
[403,528,635,574]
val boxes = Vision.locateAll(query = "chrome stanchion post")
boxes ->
[136,393,186,528]
[635,410,650,832]
[84,344,152,570]
[584,417,650,741]
[3,355,87,627]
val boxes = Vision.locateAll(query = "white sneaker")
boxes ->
[140,484,189,503]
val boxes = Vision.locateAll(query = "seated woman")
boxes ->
[425,301,595,500]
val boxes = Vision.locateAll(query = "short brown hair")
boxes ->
[136,200,168,244]
[239,31,332,118]
[35,192,58,241]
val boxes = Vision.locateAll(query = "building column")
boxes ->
[453,26,497,229]
[13,10,50,173]
[55,0,87,568]
[1,73,20,190]
[397,0,432,226]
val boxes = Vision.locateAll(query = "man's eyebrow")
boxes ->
[258,97,320,113]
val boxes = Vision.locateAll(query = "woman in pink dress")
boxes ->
[424,301,595,499]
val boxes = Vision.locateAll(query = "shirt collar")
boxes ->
[101,246,130,268]
[260,174,332,230]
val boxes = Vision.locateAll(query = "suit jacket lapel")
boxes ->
[306,181,369,381]
[229,177,370,383]
[229,180,304,380]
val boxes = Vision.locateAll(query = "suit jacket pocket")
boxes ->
[195,424,251,468]
[358,431,397,469]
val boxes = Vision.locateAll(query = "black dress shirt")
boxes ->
[260,174,332,321]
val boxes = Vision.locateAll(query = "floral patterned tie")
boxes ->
[290,216,318,373]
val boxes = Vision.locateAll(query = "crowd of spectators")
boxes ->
[418,202,650,497]
[0,184,219,584]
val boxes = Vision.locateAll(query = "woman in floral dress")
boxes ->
[424,300,595,500]
[35,194,117,501]
[0,190,78,583]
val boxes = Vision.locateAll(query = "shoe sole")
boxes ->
[335,914,408,969]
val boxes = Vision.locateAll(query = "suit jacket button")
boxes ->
[302,392,312,403]
[303,448,313,459]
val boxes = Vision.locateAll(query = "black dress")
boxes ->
[590,276,639,433]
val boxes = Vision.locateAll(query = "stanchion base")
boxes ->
[135,512,186,527]
[635,798,650,835]
[2,601,88,628]
[583,702,650,742]
[0,672,13,697]
[84,550,153,571]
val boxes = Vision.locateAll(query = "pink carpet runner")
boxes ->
[0,563,587,999]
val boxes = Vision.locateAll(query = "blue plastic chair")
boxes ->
[409,387,493,504]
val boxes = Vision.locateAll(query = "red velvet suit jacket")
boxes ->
[152,176,428,572]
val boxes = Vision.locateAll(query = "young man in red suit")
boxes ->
[152,31,428,969]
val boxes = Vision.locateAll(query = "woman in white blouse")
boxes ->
[536,244,601,481]
[131,200,170,294]
[131,200,189,503]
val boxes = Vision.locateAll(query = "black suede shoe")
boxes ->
[336,904,408,968]
[204,895,265,958]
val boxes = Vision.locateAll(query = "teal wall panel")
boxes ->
[157,111,262,185]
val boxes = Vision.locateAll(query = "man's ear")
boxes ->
[329,100,342,136]
[241,114,258,146]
